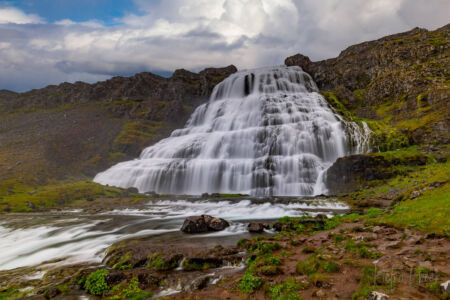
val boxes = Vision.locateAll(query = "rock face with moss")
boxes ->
[286,23,449,146]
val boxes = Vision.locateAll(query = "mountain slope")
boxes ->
[0,66,237,191]
[286,23,449,148]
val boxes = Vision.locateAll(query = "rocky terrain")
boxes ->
[286,23,449,147]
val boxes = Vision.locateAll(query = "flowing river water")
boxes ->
[0,197,348,271]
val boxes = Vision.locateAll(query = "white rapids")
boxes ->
[94,66,370,196]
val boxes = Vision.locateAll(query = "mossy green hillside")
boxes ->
[0,180,142,212]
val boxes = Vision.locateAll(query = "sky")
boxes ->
[0,0,448,92]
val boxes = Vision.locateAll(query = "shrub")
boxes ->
[238,272,263,293]
[84,269,109,296]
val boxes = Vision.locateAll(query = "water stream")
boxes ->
[0,197,347,271]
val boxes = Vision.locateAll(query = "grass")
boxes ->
[381,182,450,235]
[268,278,305,300]
[0,180,132,212]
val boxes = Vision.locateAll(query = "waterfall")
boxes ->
[94,66,370,196]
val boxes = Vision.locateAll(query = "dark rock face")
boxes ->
[181,215,230,233]
[325,153,428,194]
[181,216,209,233]
[286,24,449,145]
[248,222,265,233]
[202,215,230,231]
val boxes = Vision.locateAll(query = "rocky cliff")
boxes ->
[0,65,237,185]
[286,23,449,147]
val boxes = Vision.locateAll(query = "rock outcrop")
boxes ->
[286,24,449,146]
[181,215,230,233]
[325,152,428,194]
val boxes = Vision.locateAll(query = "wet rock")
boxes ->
[181,215,229,233]
[248,222,265,233]
[136,271,161,287]
[192,276,211,290]
[441,280,450,293]
[3,206,11,212]
[201,193,209,198]
[368,291,389,300]
[273,222,283,231]
[203,215,230,231]
[44,287,61,299]
[181,216,208,233]
[126,187,139,194]
[315,214,327,220]
[105,272,125,286]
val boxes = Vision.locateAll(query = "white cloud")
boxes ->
[0,0,449,91]
[0,6,42,24]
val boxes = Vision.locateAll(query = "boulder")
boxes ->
[273,222,283,231]
[203,215,230,231]
[181,215,229,233]
[248,222,265,233]
[181,216,208,233]
[126,187,139,194]
[368,291,389,300]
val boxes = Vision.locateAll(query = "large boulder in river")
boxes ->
[248,222,265,233]
[181,215,229,233]
[202,215,230,231]
[181,216,209,233]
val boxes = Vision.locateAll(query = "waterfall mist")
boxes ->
[94,66,370,196]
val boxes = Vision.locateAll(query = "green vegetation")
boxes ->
[364,119,409,151]
[268,278,305,300]
[147,253,180,271]
[112,251,133,270]
[344,239,382,259]
[113,121,163,152]
[296,254,341,276]
[182,259,220,271]
[0,180,132,212]
[238,272,263,294]
[351,266,381,300]
[0,287,31,300]
[381,182,450,235]
[320,91,354,121]
[84,269,109,296]
[109,277,152,300]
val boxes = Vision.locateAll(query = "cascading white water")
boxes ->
[94,66,370,196]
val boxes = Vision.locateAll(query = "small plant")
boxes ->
[84,269,109,296]
[334,234,345,243]
[238,272,263,293]
[268,278,305,300]
[324,262,340,273]
[110,277,153,300]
